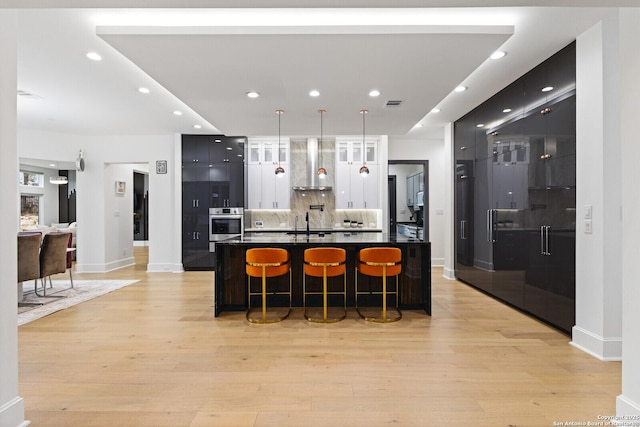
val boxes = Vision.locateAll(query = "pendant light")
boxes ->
[49,175,68,185]
[359,109,370,176]
[275,109,285,176]
[317,109,327,178]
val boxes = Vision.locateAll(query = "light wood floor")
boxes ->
[18,247,621,426]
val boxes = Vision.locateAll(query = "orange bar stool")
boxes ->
[303,247,347,323]
[246,248,291,324]
[355,247,402,322]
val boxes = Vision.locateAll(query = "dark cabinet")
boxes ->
[182,134,246,270]
[182,179,212,269]
[454,42,576,334]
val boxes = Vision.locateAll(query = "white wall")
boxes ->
[388,137,445,266]
[18,130,182,273]
[618,7,640,417]
[0,10,28,427]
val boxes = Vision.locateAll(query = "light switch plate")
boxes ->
[584,219,592,234]
[584,205,592,219]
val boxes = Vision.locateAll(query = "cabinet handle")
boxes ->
[486,210,496,242]
[460,220,466,240]
[364,201,367,208]
[540,226,546,255]
[545,226,551,256]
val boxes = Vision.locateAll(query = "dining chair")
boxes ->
[37,232,72,297]
[17,232,43,306]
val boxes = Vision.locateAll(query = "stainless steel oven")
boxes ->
[209,207,244,253]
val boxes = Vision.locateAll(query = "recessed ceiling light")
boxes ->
[454,86,467,93]
[86,52,102,61]
[49,163,56,167]
[226,147,233,150]
[138,87,150,94]
[476,123,485,128]
[414,123,423,128]
[431,108,441,113]
[246,91,260,98]
[369,90,381,97]
[193,124,202,129]
[490,51,507,60]
[173,110,182,116]
[309,90,320,97]
[503,108,512,113]
[542,86,554,92]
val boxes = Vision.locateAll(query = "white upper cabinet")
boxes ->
[335,137,379,209]
[247,138,290,209]
[336,138,378,165]
[248,138,289,165]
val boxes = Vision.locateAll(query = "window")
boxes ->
[19,171,44,187]
[20,195,40,230]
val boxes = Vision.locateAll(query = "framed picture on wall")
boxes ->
[115,180,126,194]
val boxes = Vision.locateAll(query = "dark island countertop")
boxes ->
[222,232,422,245]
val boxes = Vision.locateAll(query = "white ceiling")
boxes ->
[12,4,622,143]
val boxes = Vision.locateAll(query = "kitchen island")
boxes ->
[213,232,431,317]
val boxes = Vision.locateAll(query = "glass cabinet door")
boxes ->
[248,141,261,164]
[263,142,274,164]
[351,142,363,164]
[337,141,350,163]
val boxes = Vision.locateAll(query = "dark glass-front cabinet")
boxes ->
[182,134,245,270]
[454,42,576,334]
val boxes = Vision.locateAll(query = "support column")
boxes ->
[443,123,456,280]
[572,13,623,361]
[618,7,640,417]
[0,10,30,427]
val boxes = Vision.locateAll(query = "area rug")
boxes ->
[18,279,138,326]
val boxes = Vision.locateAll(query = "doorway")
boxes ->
[388,160,429,240]
[133,171,149,243]
[388,176,397,232]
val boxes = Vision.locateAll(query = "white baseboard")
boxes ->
[146,263,184,273]
[133,240,149,247]
[431,257,444,267]
[75,257,135,273]
[616,394,640,419]
[571,325,622,361]
[0,396,30,427]
[442,267,456,280]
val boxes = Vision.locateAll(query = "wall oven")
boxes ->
[209,207,244,254]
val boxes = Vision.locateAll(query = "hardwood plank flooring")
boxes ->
[18,247,621,426]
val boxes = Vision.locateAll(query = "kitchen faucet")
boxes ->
[305,211,310,236]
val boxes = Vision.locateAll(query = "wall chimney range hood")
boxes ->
[292,138,332,191]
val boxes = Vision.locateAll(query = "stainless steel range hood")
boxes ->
[292,138,332,191]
